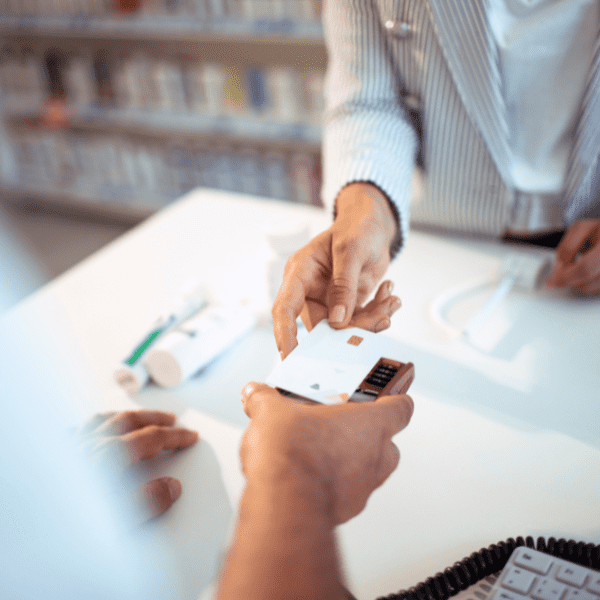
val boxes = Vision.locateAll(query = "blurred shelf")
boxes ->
[0,14,324,44]
[0,180,166,222]
[4,103,323,151]
[0,9,325,216]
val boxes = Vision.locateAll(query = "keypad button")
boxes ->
[531,578,567,600]
[485,547,600,600]
[514,550,553,575]
[586,575,600,596]
[502,568,537,595]
[492,590,530,600]
[556,565,588,588]
[565,589,597,600]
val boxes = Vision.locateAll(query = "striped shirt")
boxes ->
[321,0,600,246]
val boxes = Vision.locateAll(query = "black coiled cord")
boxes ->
[373,536,600,600]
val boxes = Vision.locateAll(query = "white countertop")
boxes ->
[6,188,599,600]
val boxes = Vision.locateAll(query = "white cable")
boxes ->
[428,279,490,339]
[463,273,516,340]
[428,252,553,342]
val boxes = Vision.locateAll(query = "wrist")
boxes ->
[335,182,401,258]
[245,455,334,527]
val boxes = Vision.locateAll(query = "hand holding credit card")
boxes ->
[266,320,414,405]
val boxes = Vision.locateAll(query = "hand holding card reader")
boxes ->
[266,320,414,405]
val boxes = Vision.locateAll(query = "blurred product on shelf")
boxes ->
[0,47,324,125]
[0,44,46,110]
[225,65,247,114]
[64,55,96,109]
[114,0,141,12]
[245,65,266,114]
[290,151,321,206]
[3,128,322,208]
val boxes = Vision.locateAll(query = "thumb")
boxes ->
[373,394,415,437]
[328,246,362,329]
[240,382,285,419]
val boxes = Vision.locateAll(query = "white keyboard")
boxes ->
[487,547,600,600]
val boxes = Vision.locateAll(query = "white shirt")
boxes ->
[488,0,599,231]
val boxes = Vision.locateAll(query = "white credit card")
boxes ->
[266,320,410,405]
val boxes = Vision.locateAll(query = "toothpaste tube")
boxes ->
[144,304,256,388]
[114,280,207,394]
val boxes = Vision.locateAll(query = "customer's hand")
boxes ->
[79,410,199,520]
[239,382,413,525]
[272,182,400,358]
[546,219,600,295]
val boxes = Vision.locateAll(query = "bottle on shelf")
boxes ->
[224,64,247,115]
[64,54,96,110]
[263,149,291,201]
[201,63,227,115]
[290,151,321,205]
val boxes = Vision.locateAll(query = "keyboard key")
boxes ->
[492,589,530,600]
[556,565,588,588]
[487,547,600,600]
[531,578,567,600]
[565,589,598,600]
[514,549,553,575]
[587,575,600,596]
[502,568,537,594]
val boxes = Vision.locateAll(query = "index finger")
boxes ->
[327,239,364,329]
[123,425,199,462]
[372,394,414,437]
[272,274,308,359]
[548,248,600,289]
[555,221,597,265]
[99,410,177,436]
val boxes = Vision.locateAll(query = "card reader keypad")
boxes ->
[365,364,398,388]
[488,547,600,600]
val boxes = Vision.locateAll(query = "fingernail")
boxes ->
[375,318,389,332]
[241,382,254,401]
[404,395,414,416]
[166,477,182,502]
[330,304,346,324]
[387,281,394,295]
[279,351,285,361]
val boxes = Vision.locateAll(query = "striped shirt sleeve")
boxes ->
[321,0,418,249]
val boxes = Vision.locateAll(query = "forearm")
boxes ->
[322,0,417,253]
[217,465,346,600]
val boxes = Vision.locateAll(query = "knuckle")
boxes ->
[271,297,288,320]
[389,442,401,467]
[145,424,164,440]
[580,261,597,279]
[282,247,308,276]
[119,410,139,432]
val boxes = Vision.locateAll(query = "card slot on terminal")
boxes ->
[348,358,415,403]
